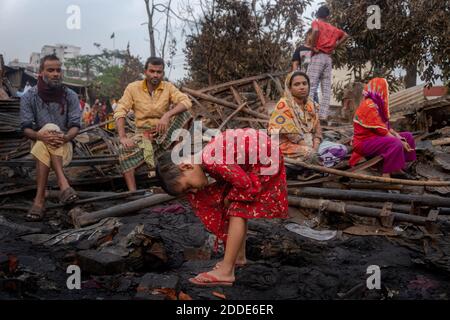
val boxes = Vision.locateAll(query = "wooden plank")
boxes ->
[347,156,383,172]
[73,194,175,227]
[182,87,269,120]
[230,86,244,105]
[288,196,427,225]
[47,190,148,209]
[288,187,450,207]
[285,157,450,186]
[229,87,255,128]
[0,185,36,196]
[218,103,248,130]
[0,158,119,168]
[253,81,266,106]
[198,72,286,95]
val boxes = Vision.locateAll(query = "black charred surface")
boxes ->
[1,199,450,300]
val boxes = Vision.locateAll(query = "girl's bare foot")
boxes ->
[214,257,247,270]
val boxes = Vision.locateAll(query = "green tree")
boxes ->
[65,54,110,85]
[327,0,449,88]
[67,45,143,100]
[184,0,311,86]
[119,48,144,92]
[92,65,122,99]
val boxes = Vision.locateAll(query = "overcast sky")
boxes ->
[0,0,320,81]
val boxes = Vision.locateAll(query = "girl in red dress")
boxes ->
[156,129,288,286]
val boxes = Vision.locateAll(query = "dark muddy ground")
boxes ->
[1,195,450,300]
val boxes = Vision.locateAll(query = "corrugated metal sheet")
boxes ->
[390,85,426,113]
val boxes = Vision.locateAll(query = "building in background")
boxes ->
[29,44,82,74]
[9,44,82,76]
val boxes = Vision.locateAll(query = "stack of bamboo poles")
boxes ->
[285,157,450,227]
[181,72,286,130]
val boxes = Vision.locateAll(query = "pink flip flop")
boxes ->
[188,272,234,287]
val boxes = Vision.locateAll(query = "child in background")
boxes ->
[292,29,313,72]
[156,129,288,286]
[292,29,319,103]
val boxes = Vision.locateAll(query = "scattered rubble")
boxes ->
[1,59,450,299]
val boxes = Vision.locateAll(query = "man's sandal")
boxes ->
[26,205,45,222]
[59,187,79,204]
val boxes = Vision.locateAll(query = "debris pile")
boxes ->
[1,66,450,299]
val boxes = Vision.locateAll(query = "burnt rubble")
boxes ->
[1,61,450,300]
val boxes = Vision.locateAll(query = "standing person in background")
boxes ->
[111,98,118,112]
[291,29,318,103]
[292,29,313,72]
[307,5,349,123]
[79,95,86,111]
[82,104,93,127]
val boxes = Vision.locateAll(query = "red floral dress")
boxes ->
[187,129,289,246]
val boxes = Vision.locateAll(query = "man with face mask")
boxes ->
[20,54,81,221]
[114,57,192,191]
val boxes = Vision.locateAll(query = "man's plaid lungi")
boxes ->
[118,111,192,173]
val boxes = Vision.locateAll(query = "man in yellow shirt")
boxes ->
[114,57,192,191]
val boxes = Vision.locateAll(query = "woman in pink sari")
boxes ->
[349,78,416,178]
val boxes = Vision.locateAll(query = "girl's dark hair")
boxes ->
[289,71,310,88]
[155,151,184,196]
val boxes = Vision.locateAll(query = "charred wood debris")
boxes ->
[1,62,450,300]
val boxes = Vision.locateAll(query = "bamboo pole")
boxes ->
[288,196,427,225]
[79,119,115,134]
[288,187,450,207]
[181,87,269,120]
[48,190,148,209]
[347,201,450,215]
[73,194,175,227]
[218,102,248,130]
[284,158,450,187]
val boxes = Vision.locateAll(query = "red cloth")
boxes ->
[187,129,289,245]
[352,122,388,153]
[312,19,345,54]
